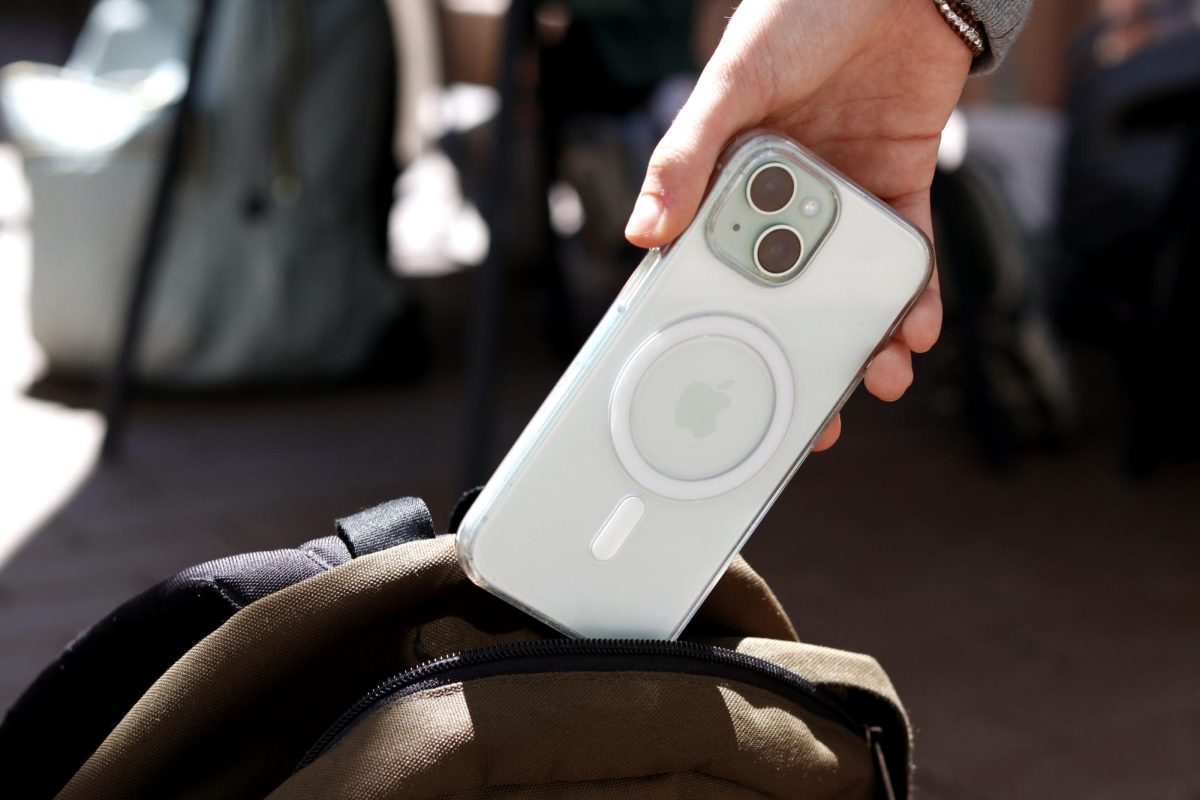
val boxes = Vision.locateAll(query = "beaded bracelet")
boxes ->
[933,0,986,57]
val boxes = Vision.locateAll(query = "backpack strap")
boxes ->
[0,541,347,800]
[1,495,438,800]
[335,496,436,558]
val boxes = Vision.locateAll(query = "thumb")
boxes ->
[625,65,757,248]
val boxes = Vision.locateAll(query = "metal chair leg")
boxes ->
[100,0,218,459]
[460,0,527,486]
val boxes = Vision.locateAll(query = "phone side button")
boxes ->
[590,496,646,561]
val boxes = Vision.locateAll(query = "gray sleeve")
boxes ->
[966,0,1036,73]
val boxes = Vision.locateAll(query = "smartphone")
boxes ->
[457,131,932,639]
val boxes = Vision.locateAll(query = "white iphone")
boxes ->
[457,131,932,639]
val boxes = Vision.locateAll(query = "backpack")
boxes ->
[1,0,401,384]
[0,495,911,799]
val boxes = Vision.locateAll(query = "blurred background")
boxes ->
[1,1,1198,796]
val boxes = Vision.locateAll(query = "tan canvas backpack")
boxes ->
[6,496,911,799]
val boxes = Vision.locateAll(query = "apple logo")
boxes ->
[674,380,734,438]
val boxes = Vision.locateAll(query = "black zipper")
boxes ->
[297,639,871,771]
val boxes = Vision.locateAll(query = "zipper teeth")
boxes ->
[299,639,861,769]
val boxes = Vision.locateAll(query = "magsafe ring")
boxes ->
[610,315,794,500]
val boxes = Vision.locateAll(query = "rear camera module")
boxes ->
[753,225,804,275]
[747,163,796,215]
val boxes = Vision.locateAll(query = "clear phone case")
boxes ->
[458,132,932,639]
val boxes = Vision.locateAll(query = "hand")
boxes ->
[626,0,972,451]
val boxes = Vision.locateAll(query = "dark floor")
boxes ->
[1,267,1198,800]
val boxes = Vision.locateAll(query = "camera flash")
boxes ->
[800,197,821,218]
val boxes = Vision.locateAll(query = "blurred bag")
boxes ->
[2,494,912,800]
[0,0,401,385]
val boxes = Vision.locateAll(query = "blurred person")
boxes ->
[1058,0,1198,287]
[1057,0,1200,472]
[533,0,719,348]
[626,0,1034,451]
[1091,0,1194,64]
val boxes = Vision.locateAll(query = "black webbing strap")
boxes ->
[335,496,436,558]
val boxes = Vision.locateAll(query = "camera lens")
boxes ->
[747,164,795,214]
[754,225,804,275]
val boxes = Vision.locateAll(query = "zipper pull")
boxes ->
[865,726,898,800]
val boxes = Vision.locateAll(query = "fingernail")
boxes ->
[625,193,663,237]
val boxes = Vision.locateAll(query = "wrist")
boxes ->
[897,0,976,78]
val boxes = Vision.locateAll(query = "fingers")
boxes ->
[900,276,942,353]
[625,64,758,248]
[880,189,943,354]
[811,413,842,452]
[864,340,913,402]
